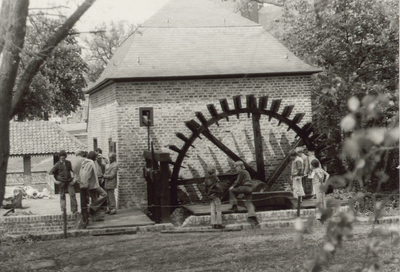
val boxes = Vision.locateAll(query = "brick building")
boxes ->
[86,0,320,209]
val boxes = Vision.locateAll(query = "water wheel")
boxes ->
[168,94,330,205]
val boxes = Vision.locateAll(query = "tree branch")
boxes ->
[10,0,96,117]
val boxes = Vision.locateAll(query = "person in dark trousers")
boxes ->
[95,148,107,188]
[103,152,118,215]
[95,148,108,209]
[204,166,224,229]
[80,151,108,222]
[228,161,259,226]
[71,149,89,227]
[296,146,310,195]
[49,150,77,214]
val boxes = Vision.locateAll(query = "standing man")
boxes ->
[296,146,310,195]
[228,161,259,226]
[80,151,108,222]
[95,148,107,188]
[71,149,89,226]
[290,150,305,202]
[49,150,78,214]
[103,152,118,215]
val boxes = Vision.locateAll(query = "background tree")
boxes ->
[15,14,88,120]
[273,0,398,180]
[0,0,95,205]
[82,20,136,82]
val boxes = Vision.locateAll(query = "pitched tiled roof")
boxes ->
[87,0,321,93]
[10,121,87,157]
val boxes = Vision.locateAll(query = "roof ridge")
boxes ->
[52,122,88,151]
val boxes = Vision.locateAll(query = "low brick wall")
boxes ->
[0,214,78,235]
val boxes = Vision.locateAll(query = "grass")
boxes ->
[0,223,398,271]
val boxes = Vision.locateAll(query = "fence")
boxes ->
[6,171,54,193]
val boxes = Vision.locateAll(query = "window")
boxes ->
[93,138,98,150]
[139,107,154,127]
[109,138,117,153]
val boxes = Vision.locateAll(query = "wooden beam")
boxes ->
[278,105,294,126]
[252,113,266,182]
[269,99,281,121]
[258,96,268,110]
[185,120,202,139]
[246,94,256,118]
[195,111,208,128]
[266,139,303,187]
[175,133,195,148]
[219,99,230,121]
[200,130,258,178]
[207,104,219,126]
[233,95,242,119]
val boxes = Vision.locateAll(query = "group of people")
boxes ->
[49,148,119,228]
[203,147,330,229]
[204,160,259,230]
[289,146,330,209]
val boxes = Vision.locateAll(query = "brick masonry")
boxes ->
[88,75,313,209]
[0,214,78,235]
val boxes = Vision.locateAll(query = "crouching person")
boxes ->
[228,161,259,226]
[103,152,118,215]
[80,151,108,222]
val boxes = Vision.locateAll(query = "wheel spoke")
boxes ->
[252,112,266,182]
[200,129,258,177]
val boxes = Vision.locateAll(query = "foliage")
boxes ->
[14,14,88,120]
[274,0,399,181]
[295,93,399,271]
[82,20,136,82]
[0,0,95,208]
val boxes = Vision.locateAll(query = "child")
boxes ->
[204,167,224,229]
[310,159,330,209]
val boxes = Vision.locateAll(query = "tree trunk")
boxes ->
[0,0,96,205]
[0,0,29,206]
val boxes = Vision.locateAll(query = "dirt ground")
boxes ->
[0,223,399,272]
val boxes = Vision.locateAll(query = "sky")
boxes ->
[27,0,170,31]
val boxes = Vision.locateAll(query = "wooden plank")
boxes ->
[246,94,256,118]
[185,120,202,139]
[269,99,281,121]
[258,96,268,110]
[143,150,172,162]
[219,99,230,121]
[195,111,208,128]
[252,113,266,182]
[169,145,189,158]
[176,133,195,148]
[278,105,294,126]
[233,95,242,119]
[207,104,219,126]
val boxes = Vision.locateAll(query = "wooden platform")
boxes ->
[86,208,155,229]
[183,193,319,216]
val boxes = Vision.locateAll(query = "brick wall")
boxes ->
[0,214,78,235]
[87,84,120,207]
[88,75,313,209]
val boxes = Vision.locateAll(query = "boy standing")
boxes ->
[103,153,118,215]
[204,167,224,229]
[49,150,77,214]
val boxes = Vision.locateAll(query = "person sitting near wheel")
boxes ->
[228,160,259,226]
